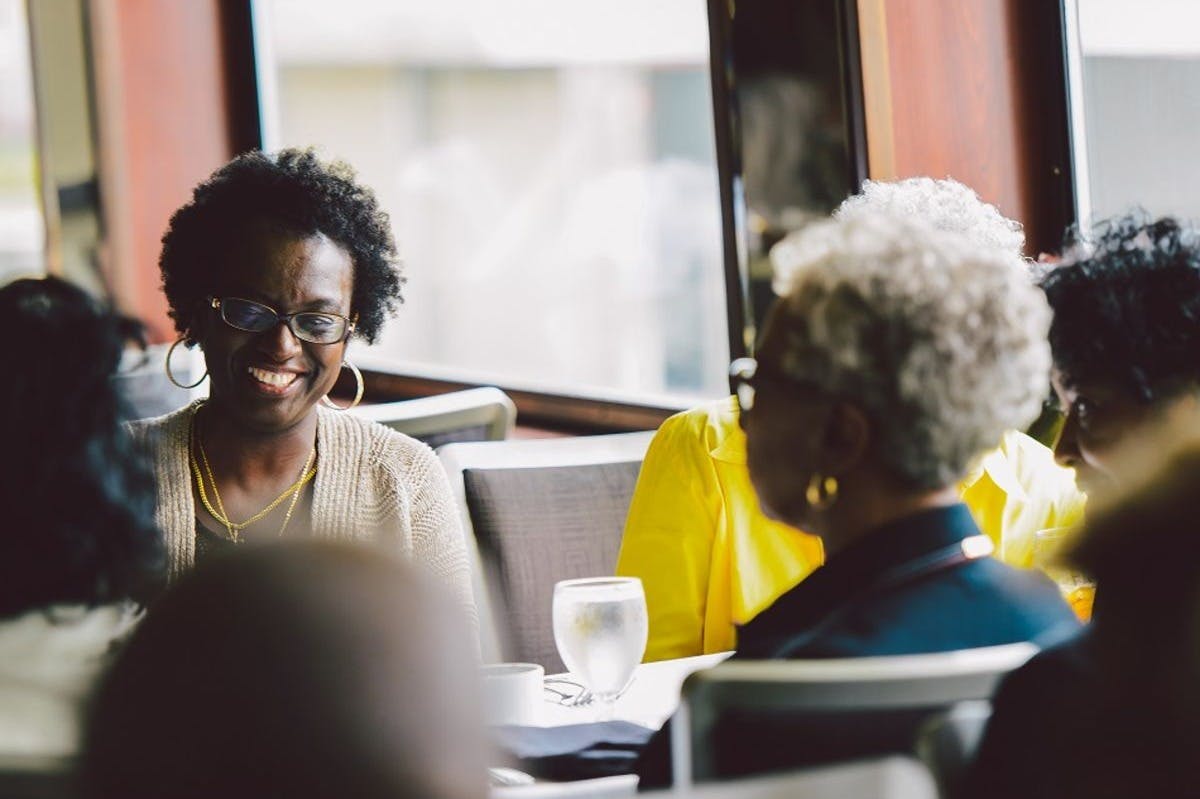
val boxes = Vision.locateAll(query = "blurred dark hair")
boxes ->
[160,148,403,345]
[1040,212,1200,402]
[82,541,486,799]
[0,276,164,617]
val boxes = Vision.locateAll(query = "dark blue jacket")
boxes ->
[636,504,1080,788]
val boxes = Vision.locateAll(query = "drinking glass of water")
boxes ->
[552,577,648,719]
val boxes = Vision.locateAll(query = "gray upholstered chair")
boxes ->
[670,643,1037,786]
[438,432,655,669]
[350,387,516,448]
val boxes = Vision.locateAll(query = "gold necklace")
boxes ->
[196,437,315,531]
[189,410,316,542]
[276,467,310,539]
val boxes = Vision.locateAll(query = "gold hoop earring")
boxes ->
[805,473,839,510]
[321,361,364,411]
[165,337,208,389]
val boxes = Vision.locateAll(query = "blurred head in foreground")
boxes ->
[0,276,163,617]
[82,541,487,799]
[1061,414,1200,739]
[741,212,1050,546]
[1041,212,1200,498]
[1069,413,1200,637]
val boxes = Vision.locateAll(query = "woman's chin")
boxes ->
[1070,465,1114,501]
[209,383,320,433]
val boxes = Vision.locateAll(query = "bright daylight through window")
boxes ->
[0,0,42,283]
[257,0,728,404]
[1067,0,1200,223]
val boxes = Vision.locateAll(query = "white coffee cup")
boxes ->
[481,662,544,726]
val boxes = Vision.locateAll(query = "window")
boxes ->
[1065,0,1200,223]
[0,0,42,282]
[257,0,727,405]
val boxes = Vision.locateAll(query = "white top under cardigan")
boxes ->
[128,402,477,622]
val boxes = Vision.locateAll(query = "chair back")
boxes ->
[350,387,516,448]
[491,759,937,799]
[649,757,937,799]
[670,643,1037,785]
[493,774,637,799]
[438,432,654,669]
[914,700,993,799]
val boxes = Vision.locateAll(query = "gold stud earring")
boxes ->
[805,473,839,510]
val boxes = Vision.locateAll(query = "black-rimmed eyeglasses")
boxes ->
[209,297,355,345]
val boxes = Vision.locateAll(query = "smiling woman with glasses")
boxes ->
[127,149,475,625]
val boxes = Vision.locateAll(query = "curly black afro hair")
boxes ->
[160,148,403,344]
[1040,211,1200,403]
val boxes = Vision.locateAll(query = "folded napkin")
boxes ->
[492,721,655,781]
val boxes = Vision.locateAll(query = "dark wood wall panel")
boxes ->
[858,0,1073,255]
[91,0,250,341]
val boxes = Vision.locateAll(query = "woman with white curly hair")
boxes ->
[618,177,1083,662]
[633,212,1079,788]
[736,211,1078,655]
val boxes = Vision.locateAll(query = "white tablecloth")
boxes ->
[539,651,732,729]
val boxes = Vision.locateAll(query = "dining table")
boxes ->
[491,651,732,799]
[537,651,732,729]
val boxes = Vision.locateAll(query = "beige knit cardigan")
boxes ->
[128,402,476,619]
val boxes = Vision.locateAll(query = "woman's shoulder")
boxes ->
[661,396,739,437]
[653,396,744,463]
[125,402,198,449]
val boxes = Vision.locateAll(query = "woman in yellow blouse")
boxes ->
[617,178,1085,662]
[618,398,1083,661]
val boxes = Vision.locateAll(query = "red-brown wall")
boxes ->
[858,0,1074,255]
[91,0,255,341]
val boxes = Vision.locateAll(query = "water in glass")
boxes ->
[552,577,648,706]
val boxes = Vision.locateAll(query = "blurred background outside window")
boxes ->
[1068,0,1200,223]
[258,0,728,404]
[0,0,42,283]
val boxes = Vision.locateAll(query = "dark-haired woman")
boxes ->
[968,212,1200,798]
[130,149,474,619]
[1042,214,1200,502]
[0,277,165,757]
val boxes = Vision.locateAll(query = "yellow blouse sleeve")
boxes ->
[617,407,722,661]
